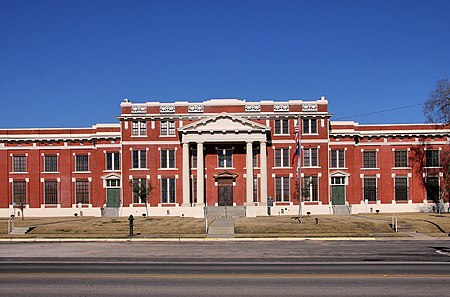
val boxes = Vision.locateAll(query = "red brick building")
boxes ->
[0,97,448,217]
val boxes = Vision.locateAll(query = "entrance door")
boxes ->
[332,185,345,205]
[218,178,233,206]
[106,179,121,207]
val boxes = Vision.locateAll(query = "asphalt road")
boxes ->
[1,240,449,296]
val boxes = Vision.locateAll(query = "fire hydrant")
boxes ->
[128,214,134,239]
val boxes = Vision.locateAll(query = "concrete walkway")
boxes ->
[207,218,234,238]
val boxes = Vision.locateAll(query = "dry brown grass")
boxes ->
[1,212,448,238]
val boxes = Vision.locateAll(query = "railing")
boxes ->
[391,213,398,232]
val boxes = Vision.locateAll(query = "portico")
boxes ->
[178,113,270,207]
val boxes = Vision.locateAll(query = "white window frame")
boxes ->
[160,149,176,169]
[274,148,290,168]
[105,152,120,171]
[132,121,147,136]
[362,151,377,169]
[12,155,27,173]
[394,176,408,201]
[275,176,290,202]
[303,176,319,202]
[274,119,289,135]
[160,120,176,136]
[75,155,89,172]
[330,149,345,168]
[302,118,318,134]
[161,177,176,203]
[132,150,147,169]
[44,155,58,173]
[393,150,408,168]
[303,147,318,167]
[217,149,233,168]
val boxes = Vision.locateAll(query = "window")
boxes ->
[253,177,258,203]
[274,119,289,135]
[394,177,408,201]
[303,118,318,134]
[12,156,26,172]
[274,148,290,167]
[275,176,290,202]
[394,150,408,168]
[132,121,147,136]
[363,151,377,168]
[425,176,440,201]
[132,150,147,169]
[161,177,176,203]
[191,177,197,204]
[330,149,345,168]
[106,179,121,188]
[303,148,318,167]
[425,149,440,167]
[75,155,89,172]
[160,120,175,136]
[303,176,318,202]
[106,152,120,170]
[190,148,197,168]
[132,178,147,203]
[363,177,377,202]
[44,180,58,204]
[12,181,27,205]
[44,155,58,172]
[161,149,176,168]
[75,180,89,204]
[218,149,233,168]
[252,148,259,168]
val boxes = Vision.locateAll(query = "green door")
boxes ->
[106,188,120,207]
[332,185,345,205]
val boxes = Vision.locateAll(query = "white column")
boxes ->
[260,140,268,205]
[246,141,254,205]
[182,141,190,206]
[196,142,204,205]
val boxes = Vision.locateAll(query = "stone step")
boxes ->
[333,205,351,215]
[10,226,35,235]
[102,207,119,217]
[206,206,245,218]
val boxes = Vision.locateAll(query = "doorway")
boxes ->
[218,178,233,206]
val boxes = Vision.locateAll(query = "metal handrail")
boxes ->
[391,213,398,232]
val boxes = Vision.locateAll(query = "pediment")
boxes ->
[179,112,270,133]
[330,170,351,177]
[100,173,121,180]
[212,170,239,179]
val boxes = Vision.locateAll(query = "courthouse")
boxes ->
[0,97,448,217]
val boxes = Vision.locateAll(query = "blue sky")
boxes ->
[1,0,449,128]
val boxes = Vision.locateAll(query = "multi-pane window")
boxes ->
[44,155,58,172]
[330,149,345,168]
[160,120,175,136]
[132,178,147,203]
[252,148,259,168]
[274,148,290,167]
[363,177,377,202]
[106,179,121,188]
[253,177,258,203]
[106,152,120,170]
[302,118,318,134]
[218,149,233,168]
[394,150,408,168]
[190,148,197,168]
[425,149,440,167]
[132,150,147,169]
[303,148,318,167]
[44,180,58,204]
[363,151,377,168]
[425,176,440,201]
[161,177,176,203]
[394,177,408,201]
[274,119,289,135]
[75,155,89,172]
[132,121,147,136]
[191,177,197,204]
[12,156,26,172]
[303,176,318,202]
[12,181,27,204]
[275,176,290,202]
[75,180,89,204]
[161,149,176,169]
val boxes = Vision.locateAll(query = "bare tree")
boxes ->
[424,79,450,125]
[410,141,450,212]
[130,179,155,216]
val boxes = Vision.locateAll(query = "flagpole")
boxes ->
[298,114,302,224]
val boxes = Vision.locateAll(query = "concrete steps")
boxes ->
[10,226,35,235]
[102,207,119,217]
[206,206,245,218]
[207,218,234,238]
[333,205,351,215]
